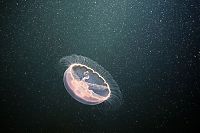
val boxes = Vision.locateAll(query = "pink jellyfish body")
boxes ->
[59,55,122,110]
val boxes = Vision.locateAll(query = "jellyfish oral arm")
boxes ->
[88,83,108,91]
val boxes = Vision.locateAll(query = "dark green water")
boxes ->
[1,0,199,132]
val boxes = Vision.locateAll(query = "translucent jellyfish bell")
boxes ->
[59,55,122,110]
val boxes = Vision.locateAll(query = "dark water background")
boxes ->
[1,0,200,132]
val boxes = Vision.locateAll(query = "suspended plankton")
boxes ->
[59,55,122,110]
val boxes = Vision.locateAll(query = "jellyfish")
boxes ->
[59,55,122,110]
